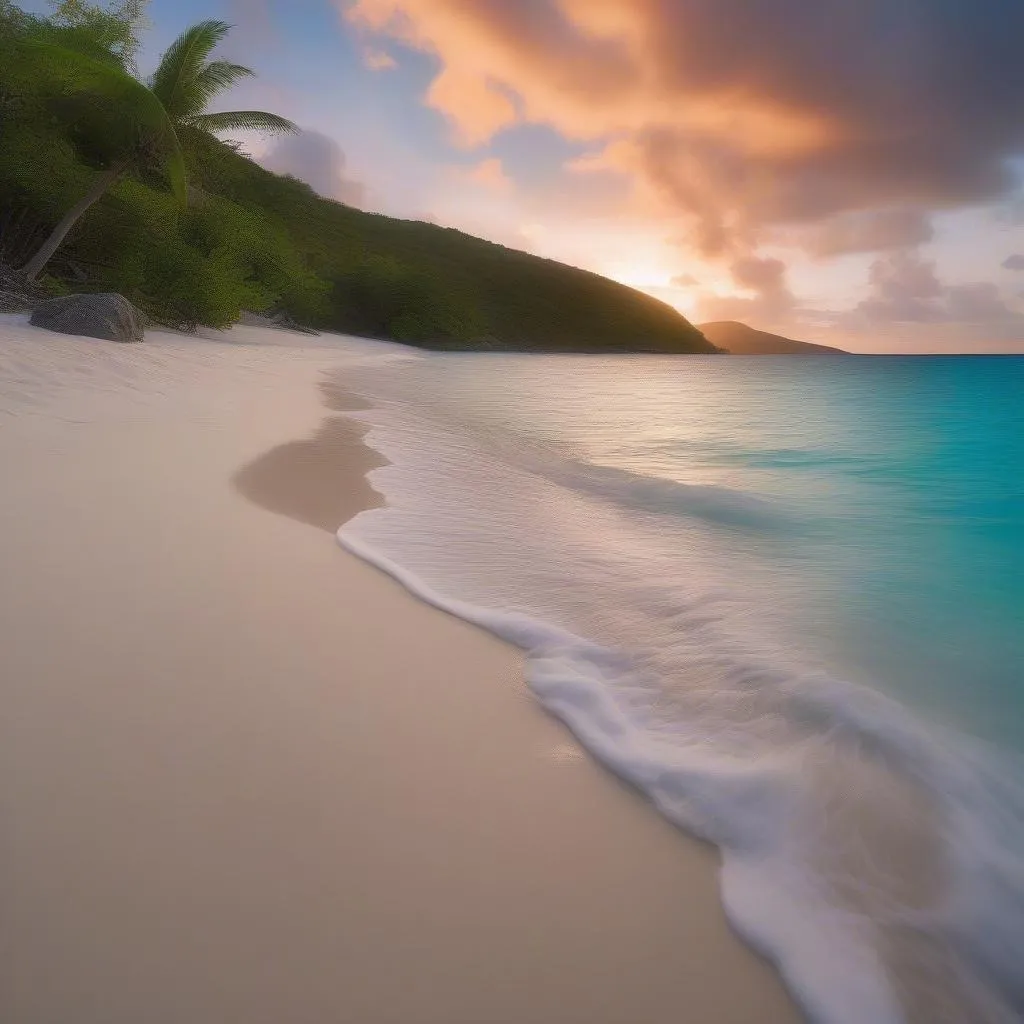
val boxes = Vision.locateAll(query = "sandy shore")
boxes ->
[0,316,799,1024]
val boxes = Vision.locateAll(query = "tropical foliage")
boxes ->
[0,0,714,350]
[13,8,297,282]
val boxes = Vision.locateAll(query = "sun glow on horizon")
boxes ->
[641,287,698,316]
[603,262,674,290]
[600,260,740,320]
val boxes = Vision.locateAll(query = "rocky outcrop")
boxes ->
[30,293,146,343]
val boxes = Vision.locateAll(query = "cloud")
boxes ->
[426,69,519,147]
[1002,254,1024,271]
[804,208,934,258]
[363,47,397,70]
[945,283,1022,323]
[346,0,1024,261]
[853,251,945,323]
[671,273,699,287]
[259,129,366,206]
[696,256,797,326]
[731,255,790,295]
[851,251,1021,326]
[459,157,513,193]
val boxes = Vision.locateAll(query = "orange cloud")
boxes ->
[427,67,518,146]
[461,157,513,193]
[345,0,1024,266]
[346,0,835,157]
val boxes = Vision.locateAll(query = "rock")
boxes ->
[30,293,146,343]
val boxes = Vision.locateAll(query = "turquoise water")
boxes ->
[335,353,1024,1023]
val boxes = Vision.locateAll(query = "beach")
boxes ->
[0,317,799,1024]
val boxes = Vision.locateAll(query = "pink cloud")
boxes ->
[363,47,397,71]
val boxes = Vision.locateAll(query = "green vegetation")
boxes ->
[12,6,296,287]
[0,0,714,351]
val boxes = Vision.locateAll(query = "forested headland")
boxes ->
[0,0,715,353]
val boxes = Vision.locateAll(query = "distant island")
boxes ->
[700,321,847,355]
[0,2,714,356]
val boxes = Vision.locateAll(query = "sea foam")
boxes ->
[332,351,1024,1023]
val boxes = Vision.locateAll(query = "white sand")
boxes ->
[0,315,799,1024]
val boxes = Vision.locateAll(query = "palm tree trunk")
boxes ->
[20,161,128,282]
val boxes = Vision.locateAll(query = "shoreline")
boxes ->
[0,320,800,1023]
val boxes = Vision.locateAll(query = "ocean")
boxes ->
[333,352,1024,1024]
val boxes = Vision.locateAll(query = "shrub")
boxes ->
[62,179,326,330]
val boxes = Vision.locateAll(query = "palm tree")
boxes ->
[19,19,296,282]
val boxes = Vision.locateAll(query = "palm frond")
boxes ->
[180,60,254,116]
[194,60,254,95]
[149,19,230,118]
[188,110,298,136]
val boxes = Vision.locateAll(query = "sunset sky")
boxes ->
[26,0,1024,352]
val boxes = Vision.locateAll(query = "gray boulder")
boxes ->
[30,293,146,343]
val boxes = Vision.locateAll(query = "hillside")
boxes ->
[0,0,714,356]
[3,128,714,352]
[189,147,716,353]
[700,321,847,355]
